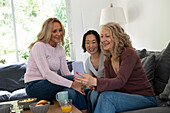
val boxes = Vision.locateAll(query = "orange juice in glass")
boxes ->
[60,99,72,113]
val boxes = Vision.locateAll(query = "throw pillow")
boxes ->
[0,63,26,92]
[154,42,170,95]
[0,90,11,102]
[167,100,170,106]
[137,49,147,59]
[9,88,28,101]
[141,54,156,90]
[159,77,170,101]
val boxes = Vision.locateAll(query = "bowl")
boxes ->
[18,98,37,110]
[29,101,50,113]
[0,104,13,113]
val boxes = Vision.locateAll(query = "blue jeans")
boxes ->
[93,91,157,113]
[90,90,99,113]
[85,88,94,113]
[25,75,87,110]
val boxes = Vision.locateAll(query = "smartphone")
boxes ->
[72,61,85,78]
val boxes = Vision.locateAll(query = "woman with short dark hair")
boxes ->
[82,30,104,78]
[81,30,105,113]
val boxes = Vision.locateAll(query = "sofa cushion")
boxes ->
[120,107,170,113]
[137,49,147,59]
[159,78,170,101]
[156,95,170,107]
[146,50,163,66]
[0,90,11,102]
[0,63,26,92]
[154,42,170,95]
[141,54,156,89]
[9,88,28,101]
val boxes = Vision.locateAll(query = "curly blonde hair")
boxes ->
[100,22,133,61]
[28,18,65,50]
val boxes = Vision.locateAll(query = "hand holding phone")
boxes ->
[72,61,85,78]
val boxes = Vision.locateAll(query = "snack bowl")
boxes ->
[0,104,13,113]
[17,98,37,110]
[29,101,50,113]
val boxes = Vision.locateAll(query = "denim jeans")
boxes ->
[93,91,157,113]
[90,90,99,113]
[25,75,87,110]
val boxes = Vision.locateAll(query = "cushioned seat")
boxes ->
[0,61,74,102]
[0,63,28,102]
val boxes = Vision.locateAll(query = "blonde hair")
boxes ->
[28,18,65,50]
[100,22,133,61]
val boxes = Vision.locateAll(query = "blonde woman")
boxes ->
[24,18,88,112]
[75,22,157,113]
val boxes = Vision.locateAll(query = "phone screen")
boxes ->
[72,61,85,78]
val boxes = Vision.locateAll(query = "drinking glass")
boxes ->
[10,104,23,113]
[56,91,68,104]
[60,99,72,113]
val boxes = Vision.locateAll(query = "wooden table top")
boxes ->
[23,100,81,113]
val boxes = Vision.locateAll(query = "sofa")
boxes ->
[121,42,170,113]
[0,60,74,102]
[0,43,170,113]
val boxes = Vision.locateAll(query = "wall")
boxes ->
[66,0,109,62]
[126,0,170,50]
[66,0,170,62]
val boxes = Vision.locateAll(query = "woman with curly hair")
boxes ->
[74,22,157,113]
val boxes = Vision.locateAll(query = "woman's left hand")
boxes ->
[74,72,97,87]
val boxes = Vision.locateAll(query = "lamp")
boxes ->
[99,3,126,26]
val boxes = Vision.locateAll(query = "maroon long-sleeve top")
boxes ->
[96,48,155,96]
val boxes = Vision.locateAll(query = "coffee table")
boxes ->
[24,100,81,113]
[0,100,81,113]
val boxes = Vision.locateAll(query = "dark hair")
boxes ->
[82,30,101,53]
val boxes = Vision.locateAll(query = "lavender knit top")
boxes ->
[24,42,72,88]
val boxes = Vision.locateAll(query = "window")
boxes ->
[0,0,70,65]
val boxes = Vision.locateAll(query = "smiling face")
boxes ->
[100,27,114,52]
[49,22,63,47]
[85,34,99,55]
